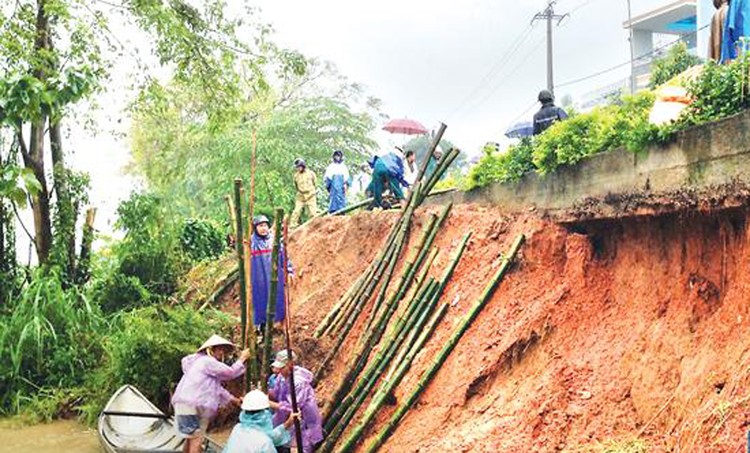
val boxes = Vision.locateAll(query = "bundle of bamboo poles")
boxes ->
[360,234,525,453]
[318,233,472,453]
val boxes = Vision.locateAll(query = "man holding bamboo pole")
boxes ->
[270,350,323,453]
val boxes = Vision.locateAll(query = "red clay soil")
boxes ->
[222,204,750,452]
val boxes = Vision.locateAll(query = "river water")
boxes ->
[0,419,100,453]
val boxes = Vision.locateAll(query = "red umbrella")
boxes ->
[382,118,428,135]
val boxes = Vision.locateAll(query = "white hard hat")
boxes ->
[241,390,270,411]
[197,334,235,353]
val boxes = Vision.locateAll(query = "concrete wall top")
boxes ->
[432,110,750,221]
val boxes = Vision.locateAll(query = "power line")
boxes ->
[446,23,536,120]
[555,23,711,89]
[470,35,547,111]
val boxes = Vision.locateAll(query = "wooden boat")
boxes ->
[98,385,223,453]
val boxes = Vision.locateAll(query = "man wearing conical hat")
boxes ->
[171,335,250,453]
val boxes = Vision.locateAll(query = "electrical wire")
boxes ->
[555,23,711,89]
[445,23,536,120]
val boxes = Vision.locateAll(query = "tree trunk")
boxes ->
[75,208,96,284]
[19,124,52,265]
[17,0,54,266]
[50,121,77,279]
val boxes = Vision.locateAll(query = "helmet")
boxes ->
[241,390,270,412]
[332,150,343,160]
[538,89,554,103]
[294,158,306,168]
[271,349,297,369]
[253,215,270,227]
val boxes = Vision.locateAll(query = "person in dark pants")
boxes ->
[533,89,568,135]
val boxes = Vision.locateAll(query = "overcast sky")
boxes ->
[253,0,676,152]
[27,0,692,247]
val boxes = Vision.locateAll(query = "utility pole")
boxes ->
[626,0,636,94]
[532,0,568,95]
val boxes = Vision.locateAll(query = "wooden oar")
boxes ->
[102,411,169,419]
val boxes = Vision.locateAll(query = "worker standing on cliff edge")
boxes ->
[290,158,318,228]
[533,89,568,135]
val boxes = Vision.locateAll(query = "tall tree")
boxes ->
[0,0,259,272]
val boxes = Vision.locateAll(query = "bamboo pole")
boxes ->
[225,195,237,238]
[403,247,438,307]
[245,130,259,388]
[319,184,420,357]
[318,280,440,453]
[322,276,437,434]
[320,185,421,409]
[281,218,305,453]
[362,234,525,453]
[340,302,450,453]
[422,148,460,196]
[325,265,375,339]
[315,270,368,338]
[198,268,239,312]
[385,233,470,382]
[362,210,436,334]
[326,197,373,216]
[313,212,404,384]
[350,204,450,375]
[323,278,438,433]
[233,180,249,352]
[413,123,447,185]
[261,208,284,391]
[327,233,471,446]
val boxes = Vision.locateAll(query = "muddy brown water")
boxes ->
[0,420,100,453]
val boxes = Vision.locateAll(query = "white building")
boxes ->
[578,0,715,109]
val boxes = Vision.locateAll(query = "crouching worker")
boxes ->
[171,335,251,453]
[271,350,323,453]
[222,390,299,453]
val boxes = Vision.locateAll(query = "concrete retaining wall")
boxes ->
[432,110,750,220]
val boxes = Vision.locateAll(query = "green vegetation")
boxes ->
[469,54,750,189]
[0,0,381,425]
[649,42,702,89]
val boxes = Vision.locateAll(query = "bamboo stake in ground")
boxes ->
[362,234,525,453]
[225,195,237,238]
[281,218,305,453]
[261,208,284,392]
[233,180,249,353]
[245,130,259,388]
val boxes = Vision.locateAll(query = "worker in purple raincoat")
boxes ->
[251,215,293,329]
[270,350,323,453]
[171,335,250,453]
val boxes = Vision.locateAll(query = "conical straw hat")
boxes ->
[198,334,235,352]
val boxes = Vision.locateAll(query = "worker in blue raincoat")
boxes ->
[367,148,410,210]
[251,215,293,331]
[324,150,352,214]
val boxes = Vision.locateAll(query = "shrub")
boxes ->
[112,192,186,300]
[679,53,750,126]
[80,305,234,424]
[0,269,106,414]
[649,42,702,89]
[468,140,536,189]
[180,218,226,262]
[92,272,152,313]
